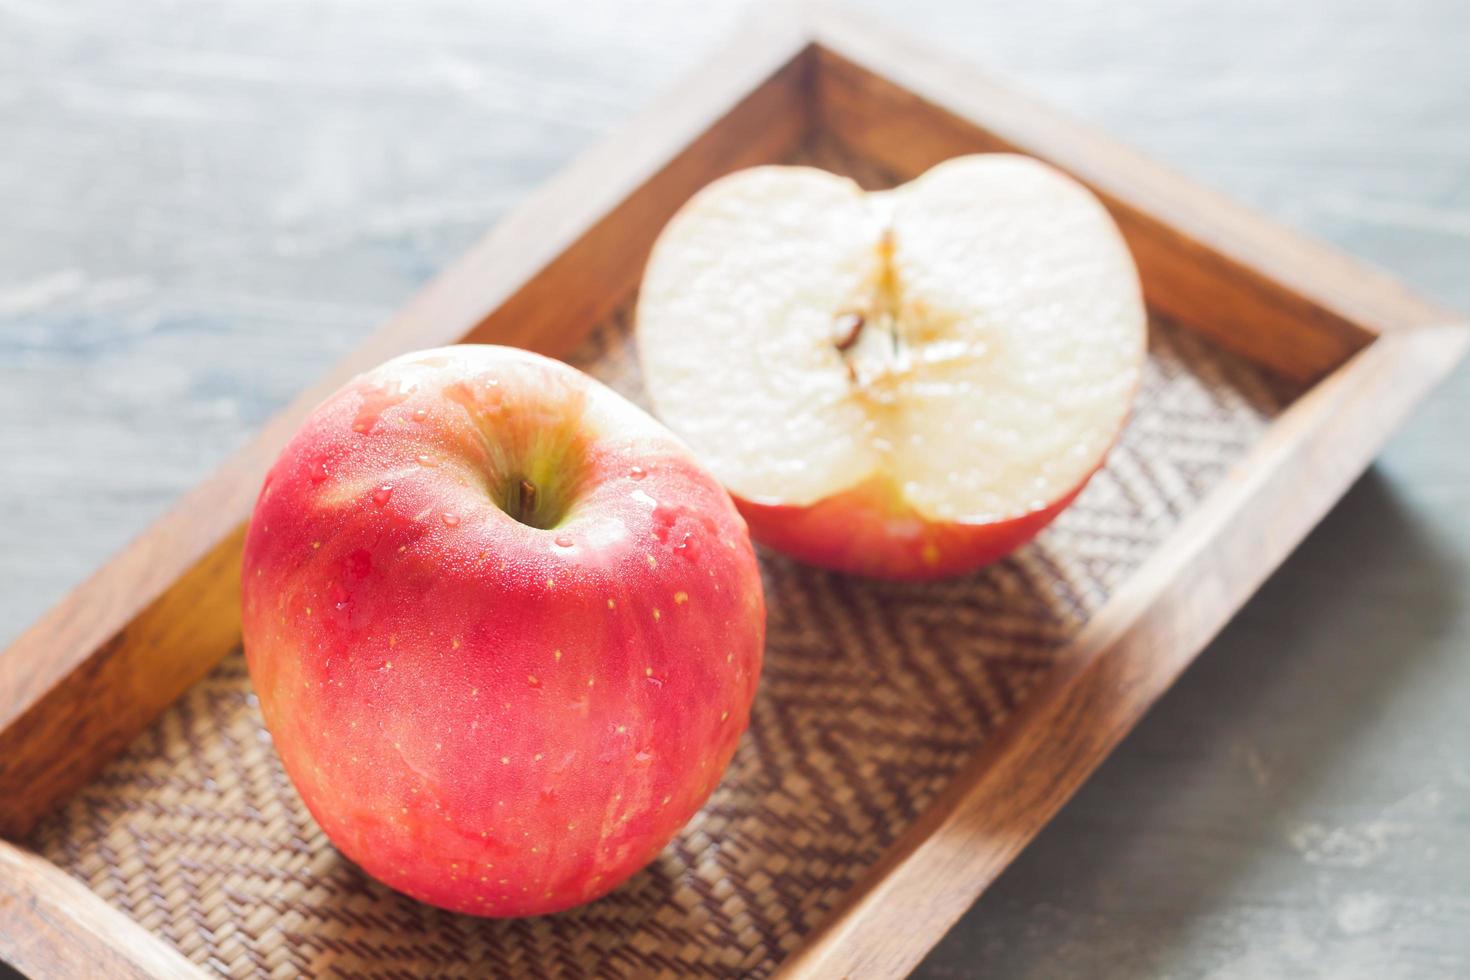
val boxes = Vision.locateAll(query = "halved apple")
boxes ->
[636,154,1146,580]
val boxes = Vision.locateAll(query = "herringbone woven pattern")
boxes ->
[29,139,1299,978]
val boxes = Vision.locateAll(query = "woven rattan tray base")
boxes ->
[28,139,1299,978]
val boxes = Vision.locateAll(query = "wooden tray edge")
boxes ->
[0,838,207,980]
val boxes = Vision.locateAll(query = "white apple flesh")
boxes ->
[636,154,1147,579]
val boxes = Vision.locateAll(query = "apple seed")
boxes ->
[832,312,865,351]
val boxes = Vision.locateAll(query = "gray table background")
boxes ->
[3,0,1468,976]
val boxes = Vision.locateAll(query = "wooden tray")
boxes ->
[1,7,1464,979]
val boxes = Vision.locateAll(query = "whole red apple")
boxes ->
[637,155,1147,579]
[241,345,764,917]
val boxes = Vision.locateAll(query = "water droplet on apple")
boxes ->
[554,534,574,548]
[309,459,330,485]
[633,749,654,766]
[417,453,436,467]
[628,466,647,480]
[675,532,699,561]
[413,407,429,422]
[372,485,394,507]
[441,512,461,527]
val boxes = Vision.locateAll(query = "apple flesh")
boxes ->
[241,345,764,917]
[636,155,1147,579]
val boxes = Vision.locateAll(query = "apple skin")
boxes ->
[734,475,1088,582]
[240,345,764,917]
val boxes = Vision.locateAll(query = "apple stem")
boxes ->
[832,313,865,352]
[519,479,538,520]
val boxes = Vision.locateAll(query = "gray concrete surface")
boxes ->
[2,0,1468,976]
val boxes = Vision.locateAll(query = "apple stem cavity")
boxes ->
[501,477,551,528]
[514,479,538,523]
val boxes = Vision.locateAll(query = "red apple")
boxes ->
[241,345,764,917]
[636,155,1146,579]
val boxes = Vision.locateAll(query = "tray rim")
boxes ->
[2,5,1466,979]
